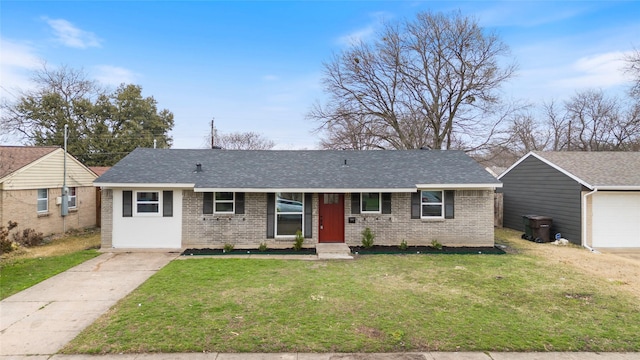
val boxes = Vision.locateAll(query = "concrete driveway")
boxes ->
[0,252,177,356]
[600,249,640,263]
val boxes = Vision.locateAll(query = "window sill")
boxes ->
[69,208,78,213]
[420,218,445,223]
[37,212,50,218]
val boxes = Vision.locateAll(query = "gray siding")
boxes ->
[501,156,583,244]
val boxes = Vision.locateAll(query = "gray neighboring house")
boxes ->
[499,151,640,249]
[94,148,501,249]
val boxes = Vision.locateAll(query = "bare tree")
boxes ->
[309,11,516,151]
[625,48,640,98]
[204,131,275,150]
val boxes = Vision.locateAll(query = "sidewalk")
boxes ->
[0,252,177,356]
[3,351,639,359]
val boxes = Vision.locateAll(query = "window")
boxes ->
[68,187,77,208]
[275,192,303,236]
[361,192,381,213]
[421,190,443,218]
[135,191,160,214]
[37,188,48,212]
[215,192,234,213]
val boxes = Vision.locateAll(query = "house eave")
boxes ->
[94,182,195,189]
[591,186,640,191]
[193,187,419,193]
[415,183,502,189]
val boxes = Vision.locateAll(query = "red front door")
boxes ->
[319,193,345,243]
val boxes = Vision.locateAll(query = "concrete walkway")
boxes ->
[3,351,639,359]
[0,252,177,356]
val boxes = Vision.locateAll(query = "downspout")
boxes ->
[581,187,598,252]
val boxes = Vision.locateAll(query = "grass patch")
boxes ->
[0,229,100,299]
[64,249,640,353]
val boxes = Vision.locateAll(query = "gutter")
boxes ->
[581,187,598,252]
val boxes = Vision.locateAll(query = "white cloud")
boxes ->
[43,17,101,48]
[551,51,629,89]
[93,65,138,86]
[336,11,392,47]
[0,37,41,99]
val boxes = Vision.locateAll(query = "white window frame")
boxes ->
[37,188,48,213]
[361,192,381,213]
[275,193,304,238]
[421,190,444,219]
[68,187,77,209]
[134,190,162,217]
[214,192,235,214]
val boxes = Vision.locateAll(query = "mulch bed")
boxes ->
[350,245,505,255]
[182,246,505,256]
[182,248,316,256]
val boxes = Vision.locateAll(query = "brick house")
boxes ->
[0,146,98,236]
[95,148,501,249]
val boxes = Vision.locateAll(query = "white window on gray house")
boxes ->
[421,190,443,218]
[215,192,234,213]
[135,191,160,214]
[37,188,48,212]
[361,192,381,213]
[275,192,303,237]
[68,187,77,208]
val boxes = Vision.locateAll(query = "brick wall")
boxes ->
[0,186,97,237]
[344,191,494,247]
[100,189,113,248]
[181,190,493,248]
[182,191,319,248]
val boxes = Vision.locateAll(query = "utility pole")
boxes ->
[211,117,216,149]
[62,124,69,232]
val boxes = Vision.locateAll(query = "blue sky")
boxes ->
[1,1,638,149]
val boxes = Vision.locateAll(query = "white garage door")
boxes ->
[592,192,640,248]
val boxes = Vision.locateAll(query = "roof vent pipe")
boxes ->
[196,163,202,172]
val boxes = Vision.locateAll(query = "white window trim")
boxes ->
[361,192,381,214]
[133,190,162,217]
[421,190,444,219]
[37,188,48,213]
[68,187,77,209]
[275,193,304,238]
[214,192,235,214]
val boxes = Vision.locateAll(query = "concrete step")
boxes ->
[316,243,353,260]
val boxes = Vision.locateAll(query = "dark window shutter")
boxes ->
[381,193,392,214]
[351,193,360,214]
[235,192,245,214]
[163,191,173,217]
[444,190,455,219]
[203,192,213,214]
[304,193,312,238]
[266,193,275,238]
[123,190,132,217]
[411,191,420,219]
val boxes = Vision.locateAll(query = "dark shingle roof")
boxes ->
[95,148,501,190]
[532,151,640,188]
[0,146,60,179]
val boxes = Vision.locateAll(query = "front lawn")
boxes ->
[64,248,640,353]
[0,229,101,299]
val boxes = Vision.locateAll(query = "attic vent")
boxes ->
[195,163,202,172]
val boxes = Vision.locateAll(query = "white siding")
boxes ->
[592,192,640,248]
[112,189,182,248]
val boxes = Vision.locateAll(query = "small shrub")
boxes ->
[293,230,304,251]
[0,221,19,255]
[258,242,268,252]
[399,239,408,250]
[223,243,234,252]
[13,228,44,248]
[430,239,443,250]
[361,227,375,248]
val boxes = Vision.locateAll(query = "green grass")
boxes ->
[0,249,100,299]
[64,253,640,353]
